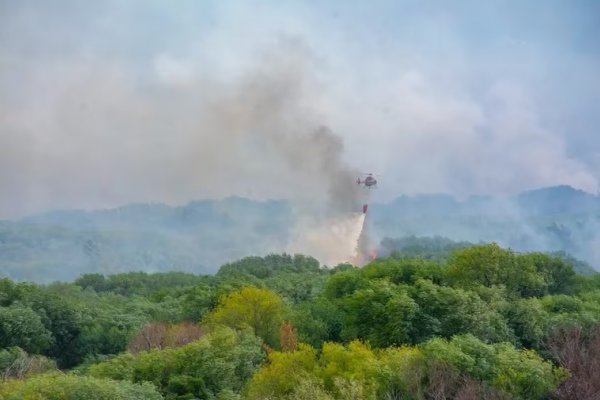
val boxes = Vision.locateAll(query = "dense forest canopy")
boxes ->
[1,243,599,399]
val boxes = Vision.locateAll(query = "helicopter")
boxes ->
[356,173,378,189]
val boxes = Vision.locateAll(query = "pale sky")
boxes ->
[1,0,599,218]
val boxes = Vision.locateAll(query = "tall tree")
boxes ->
[206,287,285,347]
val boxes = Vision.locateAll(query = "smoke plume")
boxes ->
[2,1,599,218]
[202,42,369,264]
[2,20,370,265]
[183,40,369,264]
[288,213,366,266]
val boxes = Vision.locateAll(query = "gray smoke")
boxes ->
[191,39,365,215]
[0,36,363,219]
[3,1,598,271]
[2,1,599,218]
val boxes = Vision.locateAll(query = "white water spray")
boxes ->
[287,213,366,266]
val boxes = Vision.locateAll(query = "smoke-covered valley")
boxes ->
[0,184,598,282]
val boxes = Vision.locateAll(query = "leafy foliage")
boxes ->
[207,287,286,347]
[0,347,56,380]
[89,326,264,399]
[245,336,564,400]
[0,373,163,400]
[0,305,53,354]
[217,254,321,279]
[0,244,598,399]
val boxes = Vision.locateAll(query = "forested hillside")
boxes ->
[369,185,600,267]
[1,246,599,399]
[0,198,291,282]
[1,186,599,283]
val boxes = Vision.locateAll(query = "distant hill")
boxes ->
[369,185,600,270]
[517,185,600,215]
[378,235,597,277]
[1,198,292,282]
[0,186,598,282]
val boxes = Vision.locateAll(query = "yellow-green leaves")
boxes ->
[244,336,566,400]
[246,344,319,399]
[89,327,264,399]
[423,335,566,399]
[245,342,381,400]
[0,373,163,400]
[207,287,286,347]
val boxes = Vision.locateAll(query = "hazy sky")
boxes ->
[1,0,599,218]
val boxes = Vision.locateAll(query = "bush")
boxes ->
[0,373,163,400]
[0,347,56,380]
[90,326,265,399]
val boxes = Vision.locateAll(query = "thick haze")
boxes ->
[1,0,599,219]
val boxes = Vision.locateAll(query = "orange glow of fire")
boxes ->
[370,249,377,261]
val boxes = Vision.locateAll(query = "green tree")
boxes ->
[206,287,285,347]
[519,253,577,295]
[0,347,56,380]
[181,284,216,321]
[362,258,446,286]
[341,281,418,346]
[217,254,321,279]
[90,327,264,399]
[0,305,53,354]
[318,341,379,399]
[0,279,32,306]
[246,341,398,400]
[287,378,334,400]
[0,373,163,400]
[505,298,549,349]
[28,291,83,367]
[448,244,548,297]
[324,270,368,299]
[75,273,108,292]
[289,298,344,347]
[245,344,319,400]
[422,334,566,399]
[409,279,513,344]
[377,347,427,400]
